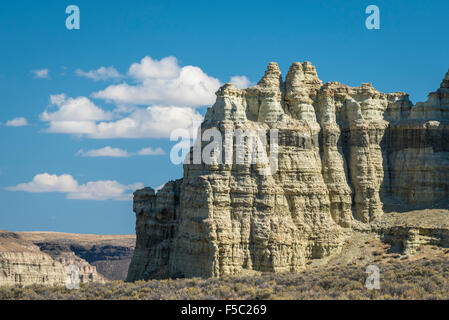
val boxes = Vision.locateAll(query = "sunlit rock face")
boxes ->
[0,231,105,287]
[127,63,449,280]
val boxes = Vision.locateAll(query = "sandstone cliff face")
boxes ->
[21,232,136,281]
[372,210,449,255]
[127,62,449,281]
[0,231,108,287]
[0,252,67,287]
[0,231,66,287]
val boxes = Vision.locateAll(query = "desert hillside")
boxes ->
[18,232,135,281]
[0,231,135,286]
[2,231,449,299]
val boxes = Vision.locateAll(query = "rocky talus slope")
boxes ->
[0,231,135,286]
[127,63,449,281]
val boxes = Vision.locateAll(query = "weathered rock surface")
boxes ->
[0,231,135,286]
[128,62,449,281]
[372,209,449,255]
[0,231,66,287]
[19,232,135,281]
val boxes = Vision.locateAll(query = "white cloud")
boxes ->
[42,101,203,139]
[77,146,165,157]
[137,147,165,156]
[41,94,113,122]
[8,173,78,193]
[128,56,180,79]
[39,57,251,140]
[32,69,49,79]
[75,66,122,81]
[76,146,130,157]
[90,106,203,139]
[69,181,143,201]
[44,120,98,135]
[6,117,28,127]
[93,56,221,107]
[230,75,251,89]
[7,173,142,201]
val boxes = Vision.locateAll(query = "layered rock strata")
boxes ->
[372,210,449,255]
[0,231,66,287]
[0,231,107,286]
[128,63,449,280]
[20,232,136,281]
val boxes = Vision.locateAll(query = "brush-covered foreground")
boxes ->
[2,256,449,300]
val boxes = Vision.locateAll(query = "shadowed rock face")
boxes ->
[35,242,134,281]
[127,62,449,281]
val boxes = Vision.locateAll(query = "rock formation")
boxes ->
[372,209,449,255]
[0,231,134,286]
[0,232,66,287]
[127,62,449,281]
[20,232,136,281]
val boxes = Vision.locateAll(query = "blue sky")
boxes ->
[0,0,448,234]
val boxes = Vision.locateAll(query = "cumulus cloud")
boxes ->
[6,117,28,127]
[88,106,203,139]
[41,96,203,139]
[32,69,49,79]
[76,146,130,157]
[93,56,221,107]
[41,94,113,122]
[76,146,165,157]
[128,56,180,79]
[6,173,142,201]
[39,57,252,139]
[230,75,251,89]
[137,147,165,156]
[75,66,122,81]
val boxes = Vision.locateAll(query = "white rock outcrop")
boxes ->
[127,62,449,280]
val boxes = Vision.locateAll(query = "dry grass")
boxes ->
[2,257,449,300]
